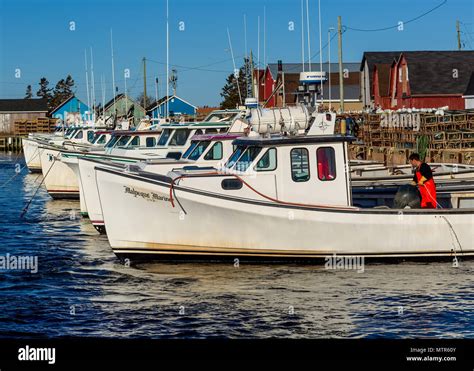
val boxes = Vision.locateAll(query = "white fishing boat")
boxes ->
[95,129,474,261]
[77,133,241,231]
[38,128,163,199]
[67,106,330,229]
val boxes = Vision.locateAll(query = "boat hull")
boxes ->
[96,167,474,260]
[39,146,79,198]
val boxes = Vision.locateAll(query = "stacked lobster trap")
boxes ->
[348,110,474,165]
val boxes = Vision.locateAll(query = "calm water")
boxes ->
[0,152,473,339]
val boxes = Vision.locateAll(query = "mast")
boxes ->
[263,6,266,99]
[110,29,116,118]
[338,16,344,112]
[166,0,169,119]
[84,50,90,122]
[318,0,323,103]
[227,27,242,106]
[257,16,260,102]
[90,47,96,123]
[143,57,147,109]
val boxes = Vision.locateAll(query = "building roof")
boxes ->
[0,98,48,112]
[103,94,145,111]
[50,95,86,114]
[147,95,197,111]
[363,50,474,96]
[267,62,360,80]
[402,51,474,95]
[464,72,474,96]
[360,51,402,72]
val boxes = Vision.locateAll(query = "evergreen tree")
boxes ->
[50,75,75,110]
[24,85,33,99]
[136,93,155,109]
[220,58,250,109]
[36,77,52,103]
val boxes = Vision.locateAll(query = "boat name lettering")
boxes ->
[124,186,170,202]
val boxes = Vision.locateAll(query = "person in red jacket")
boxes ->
[409,153,437,208]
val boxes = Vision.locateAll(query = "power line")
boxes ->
[345,0,447,32]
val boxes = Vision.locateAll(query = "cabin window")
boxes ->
[87,131,95,143]
[317,147,336,181]
[182,141,198,158]
[225,146,246,168]
[146,137,156,147]
[188,141,210,161]
[205,128,218,134]
[116,135,131,147]
[94,135,106,144]
[194,129,204,135]
[169,129,191,146]
[74,130,83,139]
[128,136,140,147]
[234,147,262,172]
[291,148,310,182]
[105,136,120,148]
[158,129,172,146]
[204,142,223,160]
[255,148,277,171]
[221,178,243,190]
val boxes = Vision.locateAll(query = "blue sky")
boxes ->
[0,0,473,107]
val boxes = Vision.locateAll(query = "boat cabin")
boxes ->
[169,134,354,207]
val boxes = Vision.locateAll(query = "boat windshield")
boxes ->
[225,145,247,168]
[234,147,262,172]
[158,129,172,146]
[91,134,102,144]
[182,141,199,159]
[105,135,121,148]
[169,129,191,146]
[116,135,131,147]
[187,141,211,161]
[65,128,75,137]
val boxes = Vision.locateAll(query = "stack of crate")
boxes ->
[13,118,57,135]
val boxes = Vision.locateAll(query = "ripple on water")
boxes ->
[0,153,473,338]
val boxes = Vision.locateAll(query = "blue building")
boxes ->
[50,95,90,123]
[147,95,197,119]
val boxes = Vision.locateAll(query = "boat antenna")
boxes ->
[318,0,324,105]
[227,27,242,106]
[306,0,311,71]
[301,0,305,72]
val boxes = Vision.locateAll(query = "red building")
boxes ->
[361,51,474,110]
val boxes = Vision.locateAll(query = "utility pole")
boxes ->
[338,16,344,113]
[143,57,147,108]
[456,20,462,50]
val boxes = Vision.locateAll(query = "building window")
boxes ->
[291,148,310,182]
[317,147,336,181]
[255,148,277,171]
